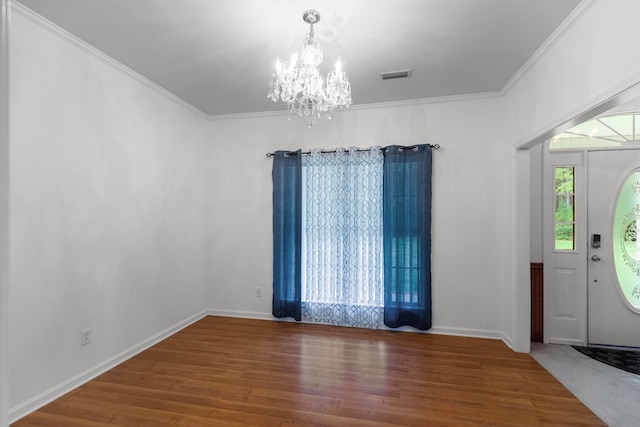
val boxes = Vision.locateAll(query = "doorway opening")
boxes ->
[542,111,640,348]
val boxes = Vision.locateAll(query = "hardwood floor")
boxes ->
[13,316,604,426]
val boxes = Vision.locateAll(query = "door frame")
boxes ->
[543,144,640,346]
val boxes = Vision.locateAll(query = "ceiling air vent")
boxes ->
[380,69,412,80]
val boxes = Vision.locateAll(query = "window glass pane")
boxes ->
[599,115,633,141]
[548,113,640,149]
[555,195,574,222]
[555,223,575,251]
[613,170,640,310]
[563,119,602,137]
[555,167,574,193]
[554,167,575,251]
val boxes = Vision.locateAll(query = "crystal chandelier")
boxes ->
[267,10,352,127]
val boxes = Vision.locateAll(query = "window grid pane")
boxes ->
[554,166,575,251]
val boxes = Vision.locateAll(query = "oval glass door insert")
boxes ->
[613,170,640,311]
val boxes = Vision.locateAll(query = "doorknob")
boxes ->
[591,254,602,262]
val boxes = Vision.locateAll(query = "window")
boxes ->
[613,170,640,311]
[300,148,383,328]
[272,145,433,331]
[554,166,575,251]
[549,112,640,150]
[386,161,420,305]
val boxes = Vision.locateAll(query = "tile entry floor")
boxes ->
[531,343,640,427]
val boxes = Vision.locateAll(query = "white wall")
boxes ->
[9,7,209,418]
[506,0,640,148]
[10,0,640,422]
[0,0,9,424]
[205,0,640,355]
[207,96,513,341]
[503,0,640,352]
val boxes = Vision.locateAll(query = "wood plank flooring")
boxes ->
[13,316,604,426]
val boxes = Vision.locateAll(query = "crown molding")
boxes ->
[208,108,292,122]
[501,0,600,96]
[12,1,502,128]
[347,91,502,110]
[11,1,209,120]
[12,0,600,127]
[208,91,501,122]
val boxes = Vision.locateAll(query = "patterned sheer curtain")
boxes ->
[301,147,383,328]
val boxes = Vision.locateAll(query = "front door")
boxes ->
[588,149,640,347]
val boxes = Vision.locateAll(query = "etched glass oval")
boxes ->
[613,170,640,311]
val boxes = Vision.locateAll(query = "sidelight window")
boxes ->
[554,166,575,251]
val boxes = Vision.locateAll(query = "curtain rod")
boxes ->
[266,144,440,158]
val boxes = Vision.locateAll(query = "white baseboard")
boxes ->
[206,309,507,343]
[428,326,515,351]
[9,310,209,424]
[501,334,514,351]
[428,325,505,341]
[206,308,274,321]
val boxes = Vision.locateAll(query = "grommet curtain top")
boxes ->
[266,144,440,158]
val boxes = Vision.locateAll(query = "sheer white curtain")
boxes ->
[301,147,383,328]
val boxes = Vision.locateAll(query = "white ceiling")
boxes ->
[16,0,583,117]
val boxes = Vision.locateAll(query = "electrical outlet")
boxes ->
[81,328,92,346]
[256,287,262,297]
